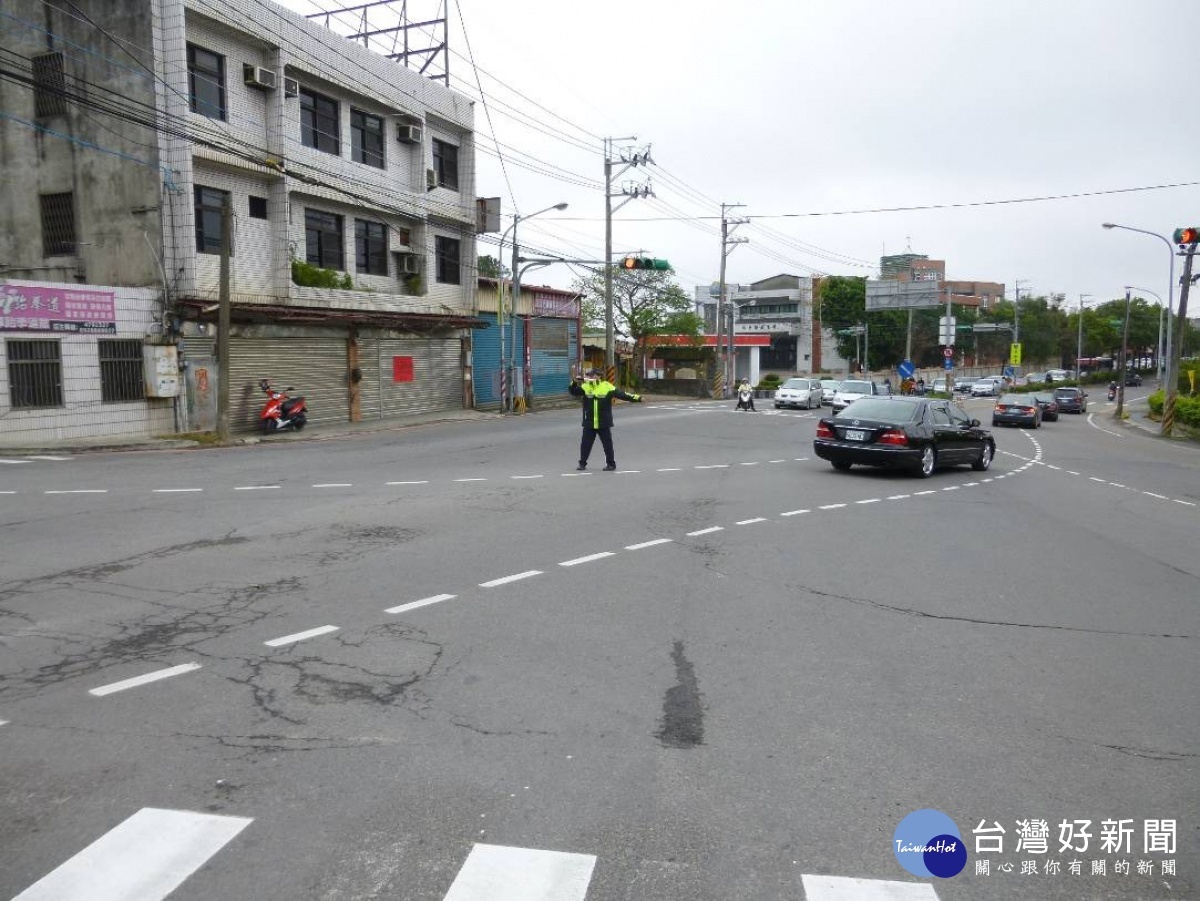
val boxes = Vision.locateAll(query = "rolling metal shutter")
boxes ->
[472,313,524,408]
[530,318,576,402]
[357,336,463,418]
[228,336,348,432]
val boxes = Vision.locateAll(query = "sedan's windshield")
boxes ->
[839,381,873,394]
[783,379,808,389]
[1054,388,1079,398]
[821,380,840,390]
[834,398,918,422]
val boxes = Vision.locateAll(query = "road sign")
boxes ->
[897,360,915,379]
[943,357,954,370]
[866,280,943,311]
[1003,364,1015,378]
[942,346,954,359]
[939,315,956,345]
[1009,342,1022,365]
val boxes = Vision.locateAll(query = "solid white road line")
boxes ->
[88,663,202,697]
[479,571,542,588]
[442,844,596,901]
[28,455,72,461]
[0,459,31,464]
[625,538,672,550]
[385,594,456,615]
[559,552,614,567]
[686,527,723,536]
[387,480,429,485]
[13,807,252,901]
[152,488,203,493]
[800,874,937,900]
[263,625,339,647]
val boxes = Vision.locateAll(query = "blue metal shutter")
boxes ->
[530,317,576,402]
[472,313,524,408]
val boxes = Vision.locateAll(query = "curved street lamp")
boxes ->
[1101,223,1175,431]
[498,202,568,411]
[1124,285,1165,383]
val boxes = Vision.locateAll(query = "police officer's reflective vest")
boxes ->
[569,379,640,429]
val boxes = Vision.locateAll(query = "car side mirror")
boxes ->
[970,418,981,427]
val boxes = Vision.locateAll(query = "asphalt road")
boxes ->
[1,395,1197,901]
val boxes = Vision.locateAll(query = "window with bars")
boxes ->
[350,109,384,168]
[248,196,268,219]
[40,192,76,257]
[99,339,144,402]
[432,139,459,191]
[300,88,340,154]
[435,235,461,285]
[194,186,230,255]
[305,209,344,270]
[7,340,63,409]
[355,220,388,275]
[187,43,226,120]
[32,52,67,118]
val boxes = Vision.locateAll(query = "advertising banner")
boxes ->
[0,283,117,333]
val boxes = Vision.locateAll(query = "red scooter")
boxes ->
[257,379,308,433]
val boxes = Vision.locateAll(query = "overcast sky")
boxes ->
[283,0,1196,313]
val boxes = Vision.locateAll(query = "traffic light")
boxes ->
[1172,227,1200,246]
[621,256,671,271]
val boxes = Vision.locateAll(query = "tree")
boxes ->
[478,255,501,279]
[572,266,701,381]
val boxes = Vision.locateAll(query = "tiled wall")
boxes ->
[0,282,177,445]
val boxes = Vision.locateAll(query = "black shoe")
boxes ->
[576,462,587,470]
[603,463,617,471]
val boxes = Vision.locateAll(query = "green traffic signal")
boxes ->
[621,256,672,271]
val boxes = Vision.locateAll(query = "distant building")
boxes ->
[879,254,1005,311]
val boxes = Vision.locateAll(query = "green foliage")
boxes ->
[755,373,783,390]
[291,259,353,289]
[404,272,423,295]
[1149,389,1200,428]
[478,255,501,279]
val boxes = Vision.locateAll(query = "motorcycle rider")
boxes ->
[735,379,756,412]
[1107,380,1117,401]
[569,367,642,471]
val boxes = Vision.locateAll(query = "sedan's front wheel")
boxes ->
[972,442,993,471]
[916,446,936,478]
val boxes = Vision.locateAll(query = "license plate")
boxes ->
[844,429,866,441]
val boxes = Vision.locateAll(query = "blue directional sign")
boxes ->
[1003,364,1015,378]
[897,359,915,379]
[943,357,954,371]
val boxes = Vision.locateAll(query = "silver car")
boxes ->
[831,379,879,413]
[820,379,841,406]
[774,377,824,410]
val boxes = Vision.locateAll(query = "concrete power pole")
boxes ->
[216,193,232,442]
[603,137,649,380]
[1163,238,1197,436]
[717,203,747,395]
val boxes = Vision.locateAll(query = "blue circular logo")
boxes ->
[893,809,966,878]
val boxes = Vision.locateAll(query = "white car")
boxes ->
[970,377,1005,397]
[820,379,841,406]
[774,377,824,410]
[830,379,879,413]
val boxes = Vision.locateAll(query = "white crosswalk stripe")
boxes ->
[442,844,596,901]
[13,808,251,901]
[802,874,939,899]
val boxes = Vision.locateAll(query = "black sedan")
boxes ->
[813,396,995,478]
[1029,392,1060,422]
[992,394,1041,428]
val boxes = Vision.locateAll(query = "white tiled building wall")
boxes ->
[0,282,176,446]
[153,0,476,313]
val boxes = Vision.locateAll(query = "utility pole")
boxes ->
[717,203,748,395]
[1163,234,1198,436]
[603,136,649,381]
[1076,294,1090,383]
[216,193,232,442]
[1116,288,1131,418]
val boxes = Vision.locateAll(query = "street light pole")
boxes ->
[500,201,568,412]
[1101,223,1175,427]
[1124,285,1163,381]
[1116,288,1131,418]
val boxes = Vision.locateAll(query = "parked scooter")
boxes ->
[1107,382,1117,402]
[257,379,308,433]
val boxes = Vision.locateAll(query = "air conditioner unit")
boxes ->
[283,77,299,98]
[425,168,438,191]
[398,253,420,274]
[243,65,277,90]
[397,123,423,145]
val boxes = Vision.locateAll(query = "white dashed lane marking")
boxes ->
[89,663,203,697]
[626,538,672,550]
[264,625,339,647]
[686,527,723,536]
[735,517,767,525]
[480,571,542,588]
[385,594,456,615]
[560,552,614,567]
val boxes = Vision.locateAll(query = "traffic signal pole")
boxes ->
[1163,235,1197,436]
[603,136,649,382]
